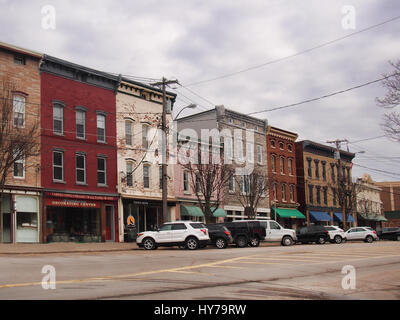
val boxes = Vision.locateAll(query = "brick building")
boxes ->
[375,181,400,227]
[295,140,355,228]
[266,126,305,229]
[40,55,121,243]
[0,42,42,243]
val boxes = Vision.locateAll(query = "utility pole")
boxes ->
[151,77,179,223]
[327,139,349,230]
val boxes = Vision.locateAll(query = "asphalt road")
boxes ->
[0,241,399,300]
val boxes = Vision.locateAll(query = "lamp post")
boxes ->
[174,104,197,120]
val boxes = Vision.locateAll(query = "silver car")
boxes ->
[344,227,378,243]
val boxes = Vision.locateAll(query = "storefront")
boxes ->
[357,213,388,231]
[333,212,355,229]
[224,205,269,222]
[309,211,332,226]
[43,192,119,243]
[179,205,227,223]
[1,192,41,243]
[271,208,306,230]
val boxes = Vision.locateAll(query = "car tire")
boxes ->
[249,237,260,247]
[282,236,294,246]
[142,238,156,250]
[236,236,248,248]
[317,236,326,244]
[334,235,343,244]
[185,237,199,250]
[365,235,373,243]
[215,238,228,249]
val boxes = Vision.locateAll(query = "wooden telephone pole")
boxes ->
[327,139,349,230]
[151,77,179,223]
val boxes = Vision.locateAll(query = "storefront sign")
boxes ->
[46,199,100,208]
[127,215,135,226]
[46,192,117,201]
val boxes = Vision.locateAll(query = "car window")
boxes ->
[259,221,268,229]
[355,228,365,232]
[159,224,173,231]
[172,223,187,230]
[190,223,205,229]
[325,227,336,231]
[347,228,355,233]
[269,221,281,230]
[365,227,373,231]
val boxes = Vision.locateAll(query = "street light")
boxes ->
[174,103,197,120]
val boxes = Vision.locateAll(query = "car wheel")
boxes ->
[249,237,260,247]
[142,238,156,250]
[236,236,247,248]
[317,236,326,244]
[282,236,294,246]
[365,235,373,243]
[215,238,227,249]
[334,235,343,244]
[185,237,199,250]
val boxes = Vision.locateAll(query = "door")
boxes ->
[157,224,174,243]
[105,206,114,241]
[346,228,356,240]
[172,223,189,242]
[267,221,282,241]
[2,213,11,243]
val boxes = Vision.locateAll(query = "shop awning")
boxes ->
[272,208,306,219]
[211,207,227,217]
[333,212,355,223]
[310,211,332,222]
[358,213,387,222]
[180,205,204,217]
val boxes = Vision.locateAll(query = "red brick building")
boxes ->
[0,42,42,243]
[40,55,121,242]
[266,126,305,229]
[375,181,400,227]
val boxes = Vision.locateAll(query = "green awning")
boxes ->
[181,205,204,217]
[359,213,388,222]
[384,211,400,219]
[272,208,306,219]
[211,207,227,217]
[373,215,388,222]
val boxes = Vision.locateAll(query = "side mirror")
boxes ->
[156,228,160,232]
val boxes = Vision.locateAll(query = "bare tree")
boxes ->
[376,60,400,142]
[182,141,232,224]
[235,168,269,220]
[0,76,40,193]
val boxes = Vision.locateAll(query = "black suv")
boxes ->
[206,224,233,249]
[296,225,330,244]
[377,227,400,241]
[221,221,266,248]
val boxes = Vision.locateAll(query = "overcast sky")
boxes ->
[1,0,399,181]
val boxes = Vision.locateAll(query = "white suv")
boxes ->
[344,227,378,243]
[136,221,210,250]
[324,226,346,244]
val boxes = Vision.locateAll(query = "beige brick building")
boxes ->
[0,42,42,243]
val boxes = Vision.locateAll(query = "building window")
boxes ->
[183,170,189,192]
[332,188,337,206]
[246,142,254,163]
[125,121,133,146]
[225,136,233,159]
[322,162,326,181]
[53,104,64,135]
[229,174,235,192]
[271,140,276,148]
[13,150,24,178]
[142,125,149,149]
[288,144,293,152]
[314,160,320,179]
[195,174,201,193]
[281,184,286,202]
[279,142,284,150]
[288,158,293,176]
[271,155,276,173]
[76,154,86,184]
[14,55,26,65]
[236,138,244,161]
[289,185,295,202]
[13,95,25,127]
[331,164,336,182]
[309,185,314,203]
[97,114,106,142]
[76,110,86,139]
[53,151,64,182]
[240,175,249,194]
[307,158,312,178]
[323,187,328,205]
[257,145,263,164]
[258,178,265,196]
[143,165,150,188]
[126,162,134,187]
[346,167,351,183]
[316,187,321,205]
[280,157,285,175]
[97,157,107,185]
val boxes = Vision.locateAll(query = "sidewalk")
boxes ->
[0,242,138,255]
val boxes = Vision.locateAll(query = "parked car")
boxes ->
[296,225,330,244]
[344,227,378,243]
[222,220,266,248]
[324,226,346,244]
[376,227,400,241]
[136,221,210,250]
[206,224,233,249]
[261,220,297,246]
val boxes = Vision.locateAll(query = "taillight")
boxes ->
[200,229,207,235]
[373,231,376,234]
[137,233,144,237]
[224,230,231,236]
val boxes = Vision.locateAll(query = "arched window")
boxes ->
[125,120,133,146]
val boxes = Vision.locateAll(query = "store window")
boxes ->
[15,196,38,243]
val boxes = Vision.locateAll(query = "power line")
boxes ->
[184,15,400,87]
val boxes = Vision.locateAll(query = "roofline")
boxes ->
[268,125,299,139]
[297,140,355,159]
[120,77,176,99]
[175,108,216,121]
[0,40,43,59]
